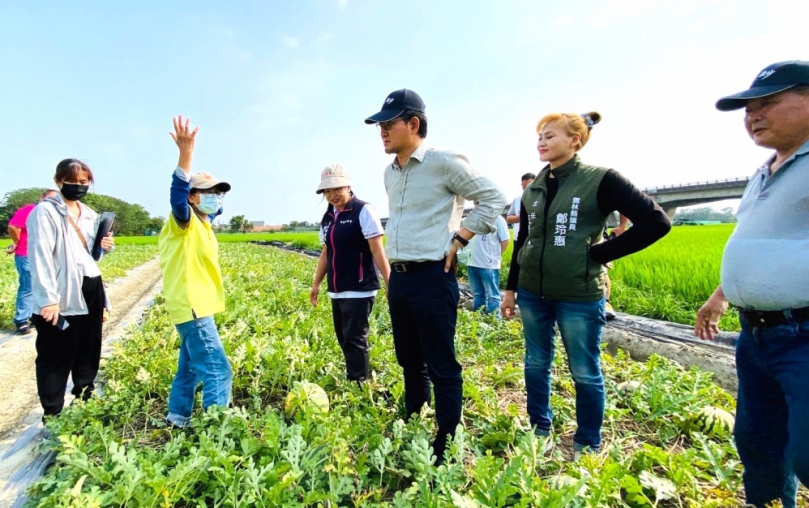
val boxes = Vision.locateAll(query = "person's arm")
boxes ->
[8,226,21,244]
[169,116,199,228]
[358,205,391,291]
[442,152,508,271]
[7,206,30,252]
[695,285,729,341]
[496,216,510,254]
[367,236,391,290]
[170,170,192,226]
[589,170,671,265]
[310,246,328,308]
[502,202,529,318]
[612,214,630,236]
[506,197,520,224]
[26,205,61,324]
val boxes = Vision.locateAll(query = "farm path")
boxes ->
[0,257,162,504]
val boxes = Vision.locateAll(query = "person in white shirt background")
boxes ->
[459,215,510,318]
[506,173,536,242]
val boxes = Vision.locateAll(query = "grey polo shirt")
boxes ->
[721,139,809,311]
[384,143,507,263]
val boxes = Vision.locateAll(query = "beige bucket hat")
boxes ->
[316,164,352,194]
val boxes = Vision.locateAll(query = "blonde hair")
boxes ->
[536,112,602,151]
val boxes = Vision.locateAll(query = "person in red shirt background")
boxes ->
[7,189,58,334]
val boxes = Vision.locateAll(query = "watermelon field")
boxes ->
[21,243,755,506]
[3,225,806,505]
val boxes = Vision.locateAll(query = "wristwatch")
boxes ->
[452,233,469,248]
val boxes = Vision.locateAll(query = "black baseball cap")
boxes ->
[364,89,426,124]
[716,60,809,111]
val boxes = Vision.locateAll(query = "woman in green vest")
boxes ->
[502,112,670,456]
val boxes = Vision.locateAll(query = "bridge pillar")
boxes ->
[663,206,677,219]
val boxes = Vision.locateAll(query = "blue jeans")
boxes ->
[517,288,606,450]
[167,316,232,427]
[734,316,809,508]
[467,266,501,318]
[14,255,33,326]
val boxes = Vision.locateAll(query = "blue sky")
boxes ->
[1,0,806,225]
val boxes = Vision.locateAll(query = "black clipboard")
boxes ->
[92,212,116,261]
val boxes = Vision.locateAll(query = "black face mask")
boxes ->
[61,183,89,201]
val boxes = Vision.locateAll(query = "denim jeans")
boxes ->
[517,287,606,450]
[14,255,33,326]
[388,262,462,458]
[167,316,232,427]
[734,316,809,508]
[467,266,501,318]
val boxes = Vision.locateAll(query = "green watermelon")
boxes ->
[691,406,734,437]
[284,382,330,418]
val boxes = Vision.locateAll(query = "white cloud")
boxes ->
[280,36,299,48]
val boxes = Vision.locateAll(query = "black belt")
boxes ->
[390,260,442,273]
[737,306,809,327]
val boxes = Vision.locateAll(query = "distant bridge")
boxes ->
[642,177,749,218]
[379,176,750,227]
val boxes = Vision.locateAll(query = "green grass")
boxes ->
[29,243,765,506]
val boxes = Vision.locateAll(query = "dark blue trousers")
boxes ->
[388,262,462,454]
[735,316,809,508]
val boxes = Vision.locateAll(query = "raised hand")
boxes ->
[170,115,199,172]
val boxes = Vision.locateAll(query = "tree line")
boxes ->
[672,206,737,223]
[0,188,165,237]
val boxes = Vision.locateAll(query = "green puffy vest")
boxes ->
[516,155,609,301]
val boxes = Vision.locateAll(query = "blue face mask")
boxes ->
[197,194,223,215]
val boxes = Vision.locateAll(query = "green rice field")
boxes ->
[607,224,738,331]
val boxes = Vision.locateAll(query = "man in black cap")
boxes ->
[365,89,506,464]
[696,61,809,508]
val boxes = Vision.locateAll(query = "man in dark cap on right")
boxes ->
[365,89,506,465]
[696,61,809,508]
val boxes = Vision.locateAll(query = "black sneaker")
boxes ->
[604,302,617,321]
[16,323,34,335]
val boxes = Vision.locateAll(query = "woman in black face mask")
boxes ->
[26,159,116,419]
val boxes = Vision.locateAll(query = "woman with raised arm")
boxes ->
[27,159,115,418]
[501,112,671,457]
[309,164,390,384]
[159,116,233,428]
